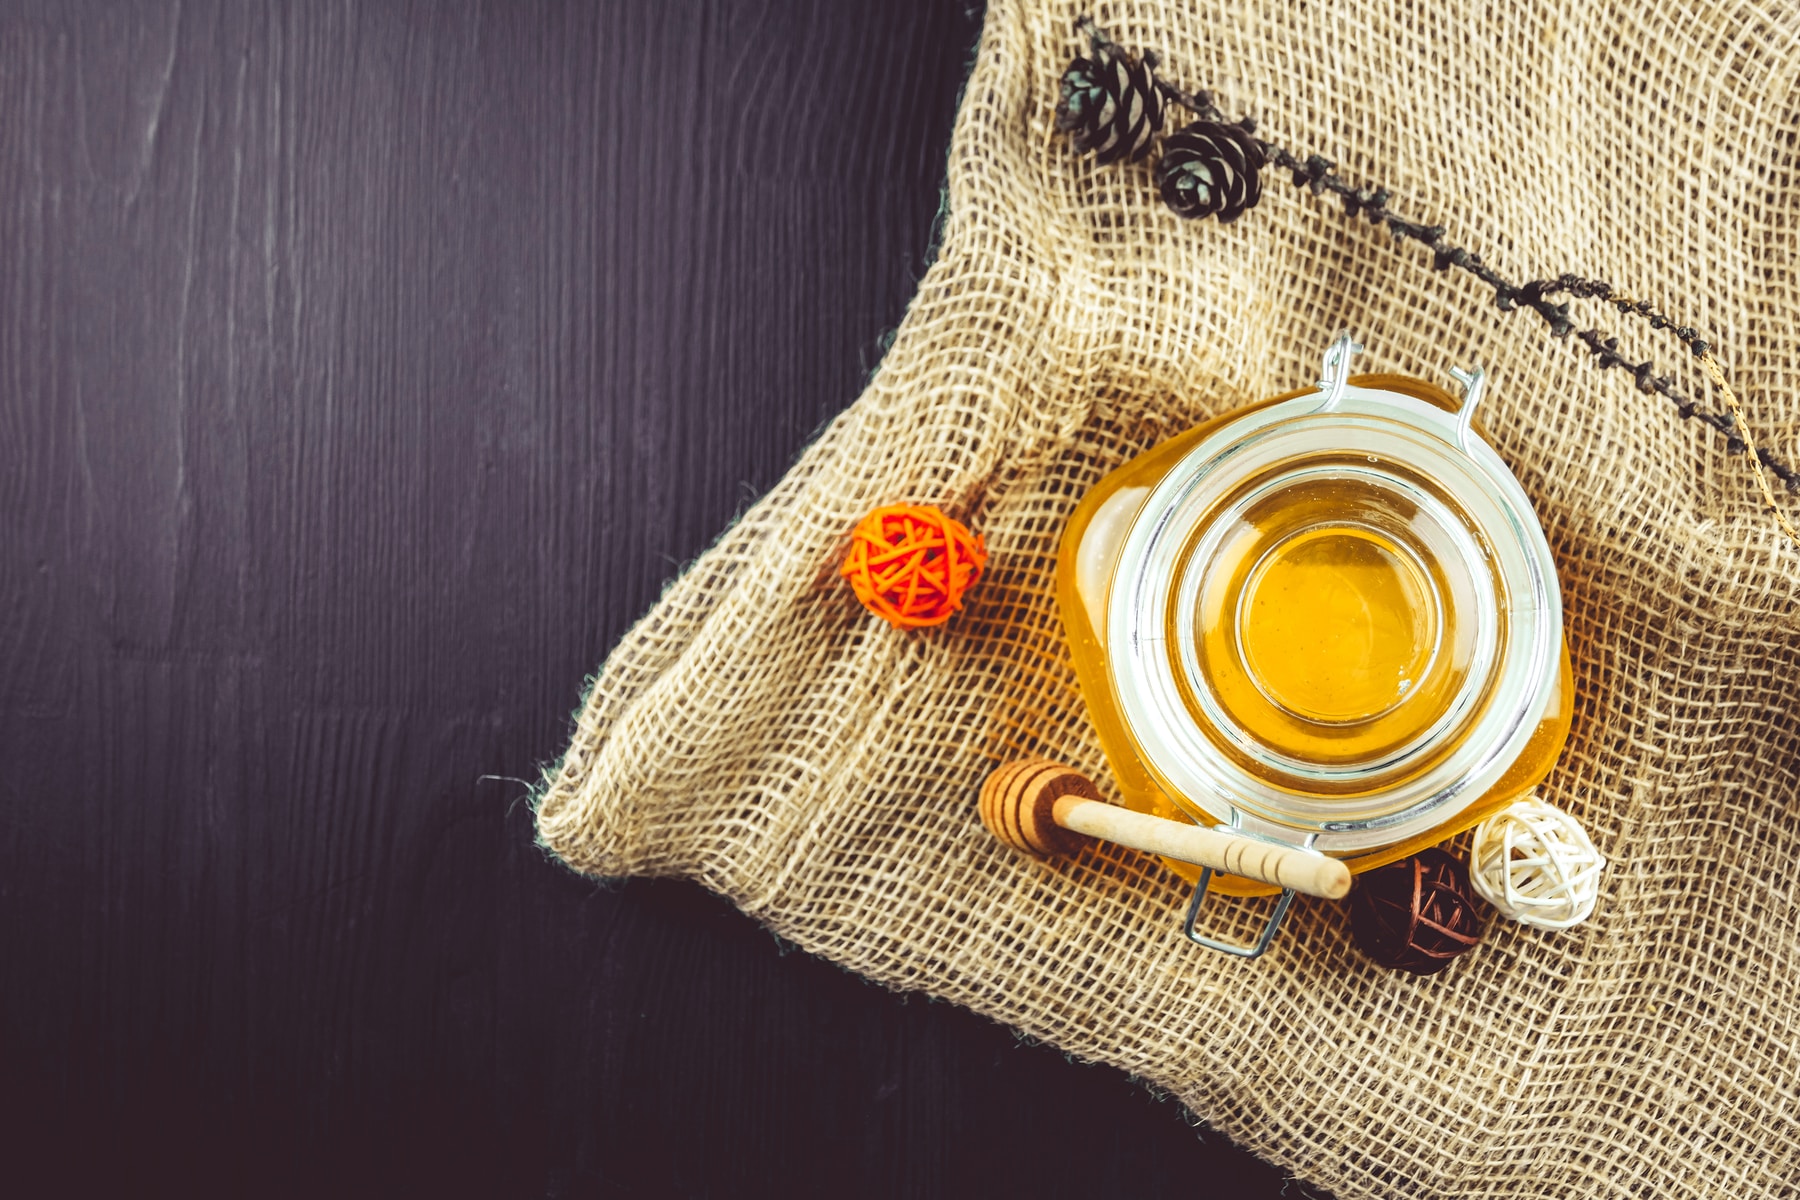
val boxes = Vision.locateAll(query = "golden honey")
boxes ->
[1235,522,1440,725]
[1058,373,1573,896]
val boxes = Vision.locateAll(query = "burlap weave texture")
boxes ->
[537,2,1800,1195]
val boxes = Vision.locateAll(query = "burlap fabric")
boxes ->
[537,1,1800,1195]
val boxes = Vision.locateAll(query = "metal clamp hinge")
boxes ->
[1182,869,1297,959]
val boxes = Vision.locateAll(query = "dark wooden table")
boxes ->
[0,3,1317,1194]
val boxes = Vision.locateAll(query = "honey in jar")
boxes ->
[1058,336,1573,899]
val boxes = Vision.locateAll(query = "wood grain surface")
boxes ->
[0,3,1320,1195]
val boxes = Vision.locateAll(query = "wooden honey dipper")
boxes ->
[979,759,1352,900]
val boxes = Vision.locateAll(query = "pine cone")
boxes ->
[1055,42,1163,166]
[1155,120,1266,222]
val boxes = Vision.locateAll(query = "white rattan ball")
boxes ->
[1470,795,1606,930]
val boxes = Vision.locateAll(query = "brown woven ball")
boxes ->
[1349,847,1485,976]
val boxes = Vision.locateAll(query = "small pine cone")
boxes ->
[1155,120,1266,222]
[1055,43,1163,166]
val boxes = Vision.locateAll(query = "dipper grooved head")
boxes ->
[978,759,1099,858]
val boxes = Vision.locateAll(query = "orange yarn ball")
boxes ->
[840,503,988,629]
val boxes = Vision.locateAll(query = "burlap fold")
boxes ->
[538,2,1800,1195]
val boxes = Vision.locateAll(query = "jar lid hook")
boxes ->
[1448,364,1489,455]
[1315,330,1363,412]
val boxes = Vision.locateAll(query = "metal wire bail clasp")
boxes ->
[1315,330,1364,412]
[1183,867,1297,959]
[1179,821,1317,958]
[1448,363,1490,456]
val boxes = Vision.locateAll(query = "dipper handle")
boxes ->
[979,759,1350,901]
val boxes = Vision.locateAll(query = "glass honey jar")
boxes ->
[1057,334,1573,954]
